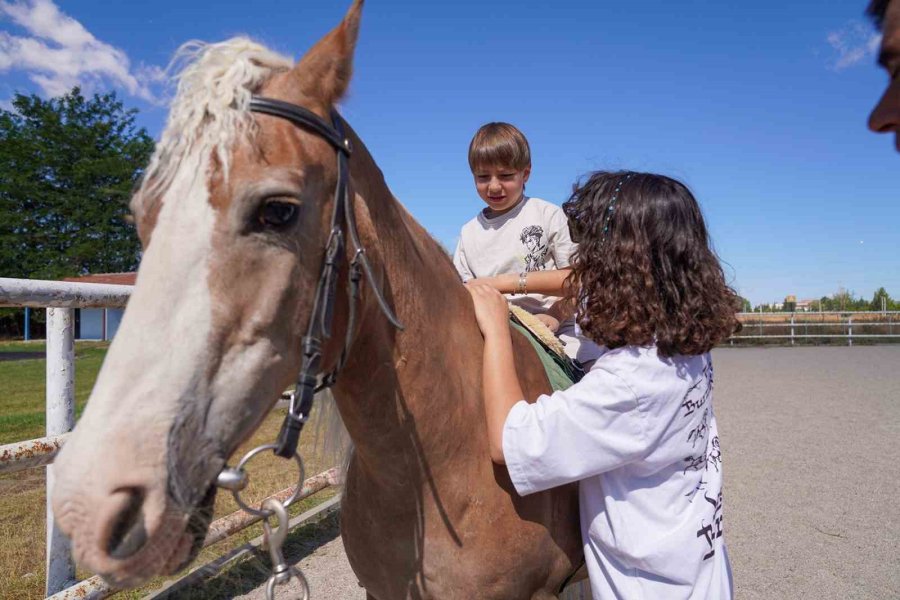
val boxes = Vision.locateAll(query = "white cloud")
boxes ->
[0,0,163,102]
[826,21,883,71]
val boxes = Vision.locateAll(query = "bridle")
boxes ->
[212,97,404,598]
[249,96,404,458]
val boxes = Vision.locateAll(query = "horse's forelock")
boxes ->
[138,38,294,202]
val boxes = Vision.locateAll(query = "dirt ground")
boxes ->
[713,346,899,599]
[194,346,900,599]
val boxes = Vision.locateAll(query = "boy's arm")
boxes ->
[469,269,572,296]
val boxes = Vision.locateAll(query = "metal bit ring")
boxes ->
[225,443,306,517]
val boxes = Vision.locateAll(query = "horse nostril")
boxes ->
[107,488,148,560]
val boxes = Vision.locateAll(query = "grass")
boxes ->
[0,341,344,599]
[0,341,108,445]
[0,340,49,353]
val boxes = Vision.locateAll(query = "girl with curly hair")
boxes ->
[467,171,740,600]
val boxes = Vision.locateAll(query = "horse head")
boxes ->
[51,0,366,586]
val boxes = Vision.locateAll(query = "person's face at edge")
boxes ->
[869,0,900,151]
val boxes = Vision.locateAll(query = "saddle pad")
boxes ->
[509,315,584,391]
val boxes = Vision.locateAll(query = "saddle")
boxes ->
[508,304,585,390]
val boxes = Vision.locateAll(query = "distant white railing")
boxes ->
[0,278,341,598]
[731,311,900,346]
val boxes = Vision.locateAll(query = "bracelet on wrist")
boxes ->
[515,271,528,295]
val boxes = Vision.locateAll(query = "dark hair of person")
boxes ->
[468,122,531,172]
[562,171,742,357]
[868,0,890,28]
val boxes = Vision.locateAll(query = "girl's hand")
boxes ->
[466,282,511,338]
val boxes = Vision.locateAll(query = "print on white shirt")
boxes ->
[519,225,548,272]
[679,362,726,562]
[698,490,725,561]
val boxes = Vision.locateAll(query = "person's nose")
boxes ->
[488,177,503,194]
[868,80,900,133]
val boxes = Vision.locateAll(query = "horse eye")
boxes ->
[258,200,298,228]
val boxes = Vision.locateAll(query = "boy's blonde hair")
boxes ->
[468,122,531,172]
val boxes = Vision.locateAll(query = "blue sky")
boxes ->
[1,0,896,305]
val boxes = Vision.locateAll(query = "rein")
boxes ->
[249,96,404,457]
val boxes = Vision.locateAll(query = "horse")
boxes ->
[51,2,584,597]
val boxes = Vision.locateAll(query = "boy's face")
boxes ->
[472,164,531,215]
[869,0,900,151]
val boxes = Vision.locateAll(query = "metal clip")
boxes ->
[262,497,309,600]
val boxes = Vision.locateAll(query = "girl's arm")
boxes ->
[468,269,572,296]
[466,283,525,464]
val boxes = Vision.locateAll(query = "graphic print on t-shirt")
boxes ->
[519,225,548,272]
[676,362,726,561]
[697,490,724,560]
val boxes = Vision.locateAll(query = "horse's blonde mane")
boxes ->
[141,37,294,196]
[141,38,352,477]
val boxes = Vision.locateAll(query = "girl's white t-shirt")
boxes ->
[502,345,733,600]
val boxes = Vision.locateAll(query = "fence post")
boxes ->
[45,307,76,595]
[24,306,31,341]
[790,313,795,346]
[848,315,853,348]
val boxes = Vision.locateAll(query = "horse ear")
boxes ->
[292,0,364,106]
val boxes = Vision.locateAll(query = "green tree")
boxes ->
[0,88,154,279]
[870,287,894,311]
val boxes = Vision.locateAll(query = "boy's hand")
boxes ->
[466,283,511,338]
[535,313,560,333]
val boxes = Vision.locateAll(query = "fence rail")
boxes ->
[0,278,340,599]
[732,311,900,346]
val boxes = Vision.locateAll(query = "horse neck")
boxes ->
[331,126,485,472]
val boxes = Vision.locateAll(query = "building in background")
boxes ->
[62,273,135,341]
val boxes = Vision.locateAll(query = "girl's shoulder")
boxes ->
[590,345,710,398]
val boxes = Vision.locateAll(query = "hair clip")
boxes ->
[600,172,634,245]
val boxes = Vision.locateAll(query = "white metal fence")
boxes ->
[731,311,900,346]
[0,278,340,599]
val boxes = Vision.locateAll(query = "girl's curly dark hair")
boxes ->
[562,171,742,357]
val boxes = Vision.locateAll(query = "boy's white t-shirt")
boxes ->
[502,345,733,600]
[453,196,602,362]
[453,196,574,312]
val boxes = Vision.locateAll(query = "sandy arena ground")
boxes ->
[206,346,900,599]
